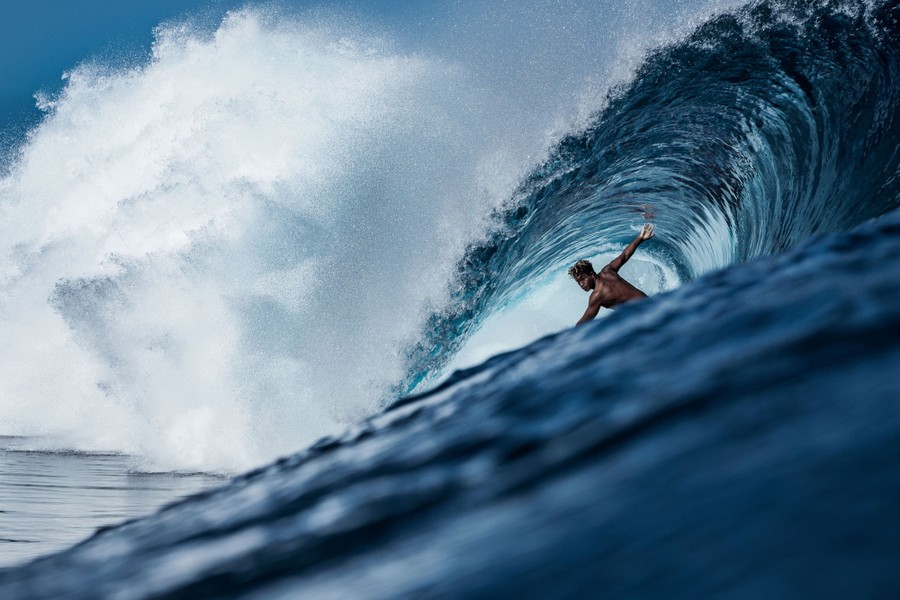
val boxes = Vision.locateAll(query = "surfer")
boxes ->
[570,224,654,325]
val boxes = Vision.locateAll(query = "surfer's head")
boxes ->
[569,260,595,291]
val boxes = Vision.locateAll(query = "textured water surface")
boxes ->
[0,438,224,568]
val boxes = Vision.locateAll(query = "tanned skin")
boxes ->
[574,224,654,325]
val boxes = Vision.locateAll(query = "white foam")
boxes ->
[0,9,540,472]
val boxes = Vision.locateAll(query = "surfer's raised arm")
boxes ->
[606,224,654,272]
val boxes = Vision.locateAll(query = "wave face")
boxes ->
[402,0,900,389]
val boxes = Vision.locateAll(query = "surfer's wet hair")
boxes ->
[568,260,594,280]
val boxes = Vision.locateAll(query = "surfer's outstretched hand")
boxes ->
[639,223,654,241]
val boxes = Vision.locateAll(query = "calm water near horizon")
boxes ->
[0,437,226,567]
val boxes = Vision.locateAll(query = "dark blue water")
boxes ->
[2,0,900,597]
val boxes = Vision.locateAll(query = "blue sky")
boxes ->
[1,1,223,133]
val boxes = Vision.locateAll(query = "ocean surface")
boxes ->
[1,0,899,597]
[0,437,224,567]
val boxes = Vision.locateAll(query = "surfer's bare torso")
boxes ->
[586,267,647,307]
[570,224,654,325]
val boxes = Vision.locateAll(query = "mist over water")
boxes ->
[0,10,495,471]
[0,1,736,472]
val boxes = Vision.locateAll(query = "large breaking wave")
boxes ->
[0,0,898,474]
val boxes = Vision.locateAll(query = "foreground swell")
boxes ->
[2,208,899,598]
